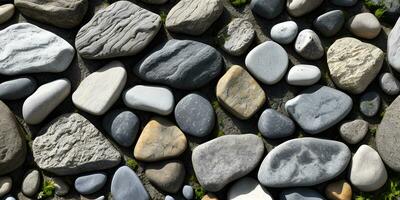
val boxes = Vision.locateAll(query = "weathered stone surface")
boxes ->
[258,138,351,187]
[0,101,26,176]
[0,23,75,75]
[22,170,40,197]
[135,39,223,90]
[295,29,324,60]
[348,13,381,39]
[0,4,14,24]
[325,180,352,200]
[76,1,161,59]
[287,0,323,17]
[165,0,224,35]
[0,77,37,100]
[327,37,384,94]
[216,65,266,119]
[15,0,88,28]
[32,113,121,175]
[270,21,298,44]
[313,10,345,37]
[192,134,264,192]
[145,160,185,193]
[340,119,368,144]
[0,177,12,197]
[388,17,400,72]
[217,18,255,56]
[250,0,285,19]
[111,166,149,200]
[228,177,273,200]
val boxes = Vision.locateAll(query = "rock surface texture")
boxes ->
[295,29,324,60]
[217,18,255,56]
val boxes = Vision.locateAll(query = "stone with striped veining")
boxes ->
[76,1,161,59]
[217,18,255,56]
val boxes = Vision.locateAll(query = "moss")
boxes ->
[369,127,377,136]
[355,193,373,200]
[159,11,167,25]
[126,158,138,171]
[230,0,248,7]
[211,100,220,110]
[38,180,56,199]
[216,32,230,46]
[380,110,386,118]
[363,0,387,18]
[380,176,400,199]
[375,8,387,18]
[194,186,206,200]
[215,129,225,137]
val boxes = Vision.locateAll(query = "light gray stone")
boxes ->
[348,13,381,39]
[0,77,37,100]
[280,188,325,200]
[182,185,194,200]
[270,21,298,44]
[217,18,255,56]
[379,73,400,95]
[250,0,285,19]
[286,64,321,86]
[228,177,273,200]
[74,173,107,195]
[111,166,149,200]
[103,110,140,147]
[287,0,323,17]
[340,119,368,144]
[258,109,295,139]
[0,177,12,197]
[388,17,400,72]
[22,170,40,197]
[313,10,345,37]
[295,29,324,60]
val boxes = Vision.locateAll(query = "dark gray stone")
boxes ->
[250,0,285,19]
[258,109,295,139]
[0,77,36,100]
[174,93,215,137]
[74,173,107,195]
[313,10,345,37]
[135,39,223,90]
[103,109,140,147]
[111,166,149,200]
[280,188,326,200]
[182,185,194,200]
[379,73,400,95]
[360,91,380,117]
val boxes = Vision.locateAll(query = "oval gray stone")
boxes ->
[258,109,295,139]
[250,0,285,19]
[340,119,368,144]
[103,110,140,147]
[313,10,345,37]
[111,166,149,200]
[379,73,400,95]
[270,21,298,44]
[22,170,40,197]
[74,173,107,195]
[360,91,380,117]
[258,138,351,187]
[0,77,36,100]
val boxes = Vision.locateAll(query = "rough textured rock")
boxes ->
[339,119,368,144]
[21,170,40,197]
[0,77,37,100]
[250,0,285,19]
[327,37,384,94]
[258,109,295,139]
[76,1,161,59]
[216,65,266,119]
[325,180,352,200]
[295,29,324,60]
[0,101,26,176]
[135,39,223,90]
[228,177,273,200]
[32,113,121,175]
[217,18,255,56]
[74,173,107,195]
[280,188,325,200]
[287,0,323,17]
[313,10,345,37]
[0,177,12,197]
[103,110,140,147]
[145,160,185,193]
[360,91,381,117]
[0,4,14,24]
[286,64,321,86]
[165,0,224,35]
[192,134,264,192]
[388,17,400,72]
[0,23,75,75]
[258,138,351,187]
[379,72,400,95]
[270,21,298,44]
[348,13,381,39]
[111,166,149,200]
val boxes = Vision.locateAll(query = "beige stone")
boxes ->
[348,13,381,39]
[202,194,219,200]
[0,4,14,24]
[134,118,187,162]
[327,37,384,94]
[0,176,12,197]
[145,160,185,193]
[216,65,266,119]
[325,180,352,200]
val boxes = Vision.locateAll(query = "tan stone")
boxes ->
[145,160,185,193]
[202,193,218,200]
[216,65,266,119]
[325,180,352,200]
[134,117,187,162]
[0,4,14,24]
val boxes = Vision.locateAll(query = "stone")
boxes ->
[134,118,187,162]
[270,21,298,44]
[216,65,266,119]
[348,13,381,39]
[182,185,194,200]
[0,77,37,100]
[175,93,215,137]
[313,10,345,37]
[141,0,168,4]
[250,0,285,19]
[217,18,255,56]
[280,188,325,200]
[388,17,400,72]
[325,180,352,200]
[111,166,149,200]
[165,0,223,35]
[295,29,324,60]
[285,85,352,134]
[123,85,174,115]
[32,113,121,175]
[360,92,381,117]
[0,177,12,197]
[53,177,69,196]
[379,73,400,95]
[327,37,384,94]
[258,138,351,187]
[76,1,161,59]
[350,145,387,191]
[330,0,358,6]
[4,196,15,200]
[286,65,321,86]
[23,79,71,125]
[145,160,185,193]
[72,61,127,115]
[95,196,105,200]
[340,119,368,144]
[22,170,40,197]
[0,23,75,75]
[0,4,14,24]
[165,196,175,200]
[192,134,264,192]
[202,194,219,200]
[287,0,323,17]
[258,109,295,139]
[228,177,273,200]
[0,101,26,176]
[135,39,222,90]
[75,173,107,195]
[15,0,87,28]
[246,41,289,84]
[103,110,140,147]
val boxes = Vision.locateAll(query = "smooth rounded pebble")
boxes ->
[295,29,324,60]
[53,177,69,196]
[0,77,37,100]
[287,0,323,17]
[340,119,368,144]
[270,21,298,44]
[217,18,255,56]
[330,0,358,6]
[165,195,175,200]
[250,0,285,19]
[280,188,325,200]
[22,170,40,197]
[258,109,295,139]
[245,41,289,84]
[360,91,381,117]
[325,180,352,200]
[75,173,107,195]
[348,13,381,39]
[145,160,185,193]
[182,185,194,200]
[0,177,12,197]
[0,4,14,24]
[228,177,273,200]
[286,64,321,86]
[4,196,16,200]
[123,85,174,115]
[388,17,400,72]
[379,73,400,95]
[111,166,149,200]
[313,10,345,37]
[103,110,140,147]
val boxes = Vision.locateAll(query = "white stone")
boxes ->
[23,79,71,125]
[348,13,381,39]
[388,17,400,72]
[0,177,12,197]
[228,177,273,200]
[287,0,323,17]
[295,29,324,60]
[350,145,387,192]
[72,61,127,116]
[286,65,321,86]
[123,85,174,115]
[270,21,298,44]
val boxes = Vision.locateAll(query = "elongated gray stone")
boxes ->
[76,1,161,59]
[0,77,37,100]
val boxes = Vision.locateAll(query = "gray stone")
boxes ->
[0,177,12,197]
[0,77,37,100]
[14,0,88,28]
[53,177,69,196]
[192,134,264,192]
[379,73,400,95]
[330,0,358,6]
[258,109,295,139]
[135,39,223,90]
[360,91,381,117]
[0,4,14,24]
[270,21,298,44]
[103,110,140,147]
[182,185,194,200]
[228,177,273,200]
[287,0,323,17]
[280,188,325,200]
[32,113,121,175]
[313,10,345,37]
[0,23,75,75]
[76,1,161,59]
[217,18,255,56]
[389,13,400,72]
[111,166,149,200]
[145,160,185,193]
[340,119,368,144]
[295,29,324,60]
[22,170,40,197]
[258,138,351,187]
[0,101,26,176]
[250,0,285,19]
[285,85,352,134]
[175,93,215,137]
[165,0,223,35]
[74,173,107,195]
[348,13,381,39]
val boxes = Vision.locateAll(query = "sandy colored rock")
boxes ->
[145,160,185,193]
[202,194,218,200]
[348,13,381,39]
[325,180,352,200]
[0,4,14,24]
[0,177,12,197]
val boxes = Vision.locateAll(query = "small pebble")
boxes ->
[348,13,381,39]
[286,64,321,86]
[270,21,298,44]
[295,29,324,60]
[360,91,381,117]
[183,185,194,200]
[103,109,140,147]
[325,180,352,200]
[379,73,400,95]
[250,0,285,19]
[74,173,107,195]
[22,170,41,197]
[313,10,345,37]
[165,195,175,200]
[53,177,69,196]
[4,196,16,200]
[340,119,368,144]
[258,109,295,139]
[0,177,12,197]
